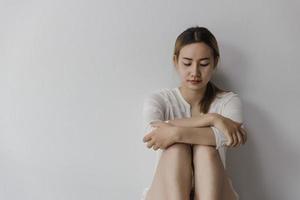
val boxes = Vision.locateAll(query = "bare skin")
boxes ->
[145,111,239,200]
[143,42,245,199]
[145,143,193,200]
[191,109,238,200]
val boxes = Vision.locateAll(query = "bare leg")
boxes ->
[192,145,226,200]
[146,143,193,200]
[222,171,239,200]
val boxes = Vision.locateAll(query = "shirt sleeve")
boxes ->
[211,94,244,149]
[142,91,166,136]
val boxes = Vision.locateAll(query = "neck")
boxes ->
[179,85,207,108]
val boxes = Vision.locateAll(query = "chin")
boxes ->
[186,84,203,90]
[190,86,204,90]
[185,82,206,90]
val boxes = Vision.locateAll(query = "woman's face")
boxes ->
[174,42,216,91]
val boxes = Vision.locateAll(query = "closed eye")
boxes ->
[183,63,209,67]
[200,63,209,66]
[183,63,191,66]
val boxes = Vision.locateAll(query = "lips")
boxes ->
[188,80,202,82]
[188,80,202,84]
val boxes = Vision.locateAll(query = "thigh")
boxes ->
[192,145,238,200]
[161,143,193,158]
[192,145,224,199]
[146,143,194,200]
[157,143,194,169]
[192,144,220,162]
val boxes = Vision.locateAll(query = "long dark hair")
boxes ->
[173,26,228,114]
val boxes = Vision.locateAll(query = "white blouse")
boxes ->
[141,87,244,200]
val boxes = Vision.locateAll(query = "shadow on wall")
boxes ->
[216,42,273,199]
[226,100,300,200]
[212,42,296,200]
[226,102,270,200]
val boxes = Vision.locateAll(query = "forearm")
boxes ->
[168,113,218,128]
[175,126,216,147]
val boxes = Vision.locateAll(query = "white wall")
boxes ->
[1,0,299,199]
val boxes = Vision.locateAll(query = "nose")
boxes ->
[191,64,201,77]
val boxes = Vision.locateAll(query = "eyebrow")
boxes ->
[182,57,210,61]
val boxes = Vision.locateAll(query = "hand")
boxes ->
[213,115,247,148]
[143,121,179,150]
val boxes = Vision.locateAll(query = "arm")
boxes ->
[167,113,218,128]
[146,114,220,149]
[175,126,217,147]
[142,91,166,136]
[210,95,245,149]
[169,113,219,147]
[171,95,245,149]
[142,91,245,150]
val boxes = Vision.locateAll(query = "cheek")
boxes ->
[202,67,214,75]
[194,69,210,81]
[181,71,190,81]
[178,68,189,78]
[203,70,214,81]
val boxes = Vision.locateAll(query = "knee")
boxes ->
[160,143,193,174]
[162,143,192,157]
[193,145,218,160]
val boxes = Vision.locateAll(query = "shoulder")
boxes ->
[143,88,172,106]
[216,90,240,100]
[145,87,173,99]
[216,91,243,122]
[214,91,242,107]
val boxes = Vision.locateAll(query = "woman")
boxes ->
[141,26,247,200]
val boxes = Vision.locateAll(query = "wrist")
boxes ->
[209,113,221,126]
[173,126,183,142]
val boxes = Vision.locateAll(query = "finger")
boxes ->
[149,121,159,127]
[228,134,234,147]
[231,133,237,148]
[238,127,245,146]
[150,123,158,128]
[225,134,233,147]
[240,128,247,144]
[143,133,152,143]
[151,120,163,125]
[240,129,246,145]
[234,121,242,126]
[151,123,164,128]
[155,121,170,127]
[238,128,245,145]
[238,127,246,142]
[153,144,160,151]
[236,131,243,148]
[147,140,155,149]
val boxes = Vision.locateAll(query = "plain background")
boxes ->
[1,0,299,199]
